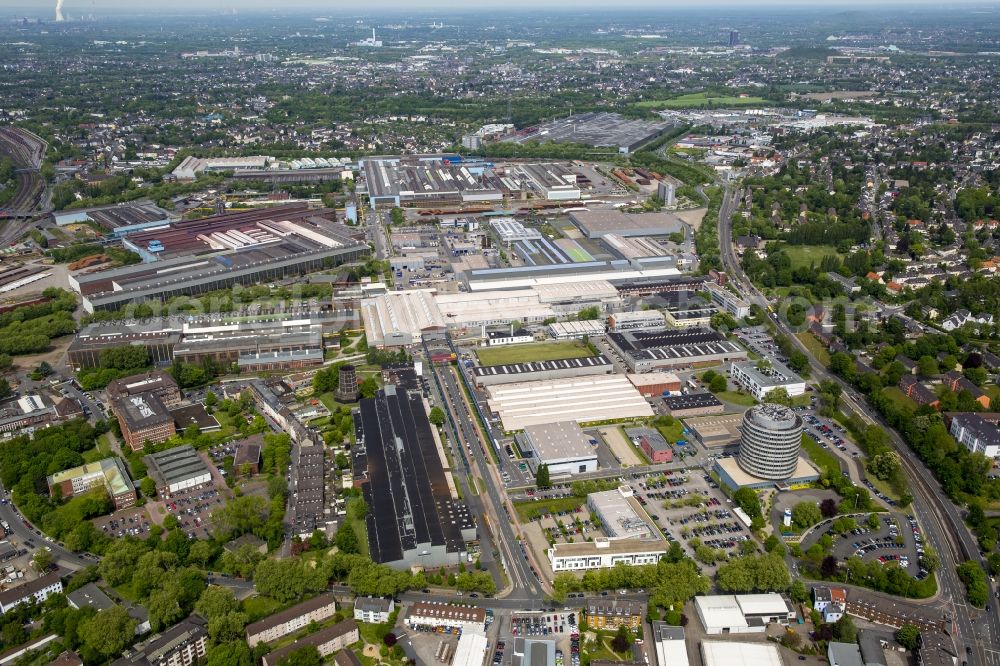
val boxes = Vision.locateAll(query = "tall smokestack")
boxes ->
[55,0,65,21]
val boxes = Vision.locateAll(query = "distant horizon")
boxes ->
[4,0,1000,16]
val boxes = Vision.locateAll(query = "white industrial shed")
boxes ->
[452,631,488,666]
[694,596,752,635]
[694,594,793,635]
[700,642,783,666]
[486,375,653,431]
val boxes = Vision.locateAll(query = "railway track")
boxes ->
[0,126,48,218]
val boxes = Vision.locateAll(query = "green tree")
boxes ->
[895,624,921,651]
[789,579,809,603]
[148,585,184,632]
[195,585,239,620]
[278,645,322,666]
[833,615,857,642]
[920,545,941,573]
[577,306,601,321]
[359,377,379,399]
[764,387,793,406]
[917,355,939,377]
[611,624,633,653]
[335,524,360,555]
[429,407,446,427]
[32,548,54,572]
[709,375,728,393]
[207,641,254,666]
[208,611,250,643]
[79,606,137,658]
[791,501,822,529]
[535,464,551,490]
[0,378,11,400]
[868,451,902,481]
[140,477,157,498]
[732,487,763,521]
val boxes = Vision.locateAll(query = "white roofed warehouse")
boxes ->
[485,375,653,431]
[516,421,598,476]
[701,642,783,666]
[694,594,795,635]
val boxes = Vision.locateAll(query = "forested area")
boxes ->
[0,288,78,356]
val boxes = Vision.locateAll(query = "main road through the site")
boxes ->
[423,338,547,604]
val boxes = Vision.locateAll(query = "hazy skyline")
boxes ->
[7,0,998,14]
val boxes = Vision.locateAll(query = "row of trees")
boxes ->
[551,553,710,607]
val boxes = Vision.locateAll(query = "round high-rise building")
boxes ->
[737,403,803,480]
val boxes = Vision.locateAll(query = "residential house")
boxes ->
[353,597,394,624]
[584,599,644,631]
[942,371,990,409]
[112,615,208,666]
[898,376,940,409]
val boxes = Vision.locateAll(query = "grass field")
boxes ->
[881,386,918,414]
[475,340,593,367]
[656,419,684,444]
[800,434,840,476]
[796,331,832,367]
[781,244,842,270]
[242,596,285,622]
[715,390,758,406]
[635,92,769,109]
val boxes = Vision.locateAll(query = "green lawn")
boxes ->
[635,93,769,109]
[513,497,584,522]
[881,387,918,414]
[83,433,114,463]
[655,420,684,444]
[715,390,757,406]
[781,245,843,270]
[242,595,285,622]
[796,331,832,367]
[800,434,840,476]
[475,340,594,367]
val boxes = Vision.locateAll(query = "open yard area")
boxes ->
[599,427,644,467]
[475,340,593,367]
[881,386,918,413]
[635,92,770,109]
[780,244,843,270]
[715,390,757,406]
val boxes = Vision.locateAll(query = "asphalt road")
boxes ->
[0,481,94,572]
[424,339,544,602]
[718,184,998,661]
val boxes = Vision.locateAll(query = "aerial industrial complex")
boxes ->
[505,112,675,154]
[70,205,368,312]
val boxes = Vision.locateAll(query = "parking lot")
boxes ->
[646,471,753,563]
[800,510,926,578]
[160,484,229,540]
[92,507,153,539]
